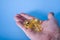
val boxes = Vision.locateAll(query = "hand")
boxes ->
[14,12,60,40]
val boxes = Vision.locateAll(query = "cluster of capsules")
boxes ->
[24,19,42,32]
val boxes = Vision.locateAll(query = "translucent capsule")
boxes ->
[24,19,42,32]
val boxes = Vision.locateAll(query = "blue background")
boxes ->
[0,0,60,40]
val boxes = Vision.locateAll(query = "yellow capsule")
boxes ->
[24,19,42,32]
[24,20,30,28]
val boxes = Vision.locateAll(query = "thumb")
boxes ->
[48,12,58,24]
[48,12,55,20]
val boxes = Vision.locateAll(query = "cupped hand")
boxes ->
[14,12,60,40]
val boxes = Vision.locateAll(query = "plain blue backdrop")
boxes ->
[0,0,60,40]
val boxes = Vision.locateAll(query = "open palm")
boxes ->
[15,12,60,40]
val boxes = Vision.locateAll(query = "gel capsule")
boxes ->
[24,19,42,32]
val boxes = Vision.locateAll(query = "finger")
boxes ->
[16,21,27,32]
[14,14,22,21]
[20,13,43,24]
[15,13,43,33]
[16,21,34,35]
[15,14,28,31]
[14,14,26,22]
[20,13,44,32]
[48,12,55,20]
[20,13,34,20]
[15,14,29,32]
[15,14,34,34]
[48,12,58,24]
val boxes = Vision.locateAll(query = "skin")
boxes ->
[14,12,60,40]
